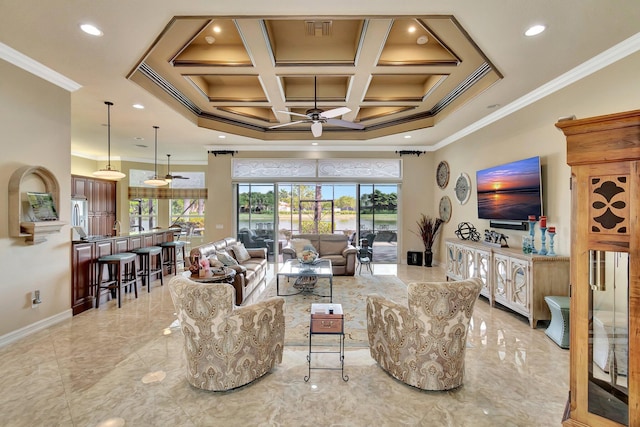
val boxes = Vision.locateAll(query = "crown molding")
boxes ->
[434,32,640,150]
[0,42,81,92]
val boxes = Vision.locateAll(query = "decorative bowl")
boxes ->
[298,249,318,264]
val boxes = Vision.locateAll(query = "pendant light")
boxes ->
[143,125,168,186]
[93,101,126,180]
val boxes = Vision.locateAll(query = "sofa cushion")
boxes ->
[207,255,224,268]
[231,243,251,263]
[216,250,239,266]
[319,235,348,256]
[291,238,312,257]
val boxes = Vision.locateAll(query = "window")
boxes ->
[169,172,206,237]
[129,198,158,232]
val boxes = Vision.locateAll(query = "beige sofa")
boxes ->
[282,233,357,276]
[190,237,268,305]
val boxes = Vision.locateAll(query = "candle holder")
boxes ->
[528,221,538,254]
[548,231,556,256]
[539,227,548,255]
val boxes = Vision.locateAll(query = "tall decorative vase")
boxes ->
[424,249,433,267]
[528,220,538,254]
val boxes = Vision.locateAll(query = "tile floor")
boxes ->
[0,264,570,427]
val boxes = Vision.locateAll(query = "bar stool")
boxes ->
[95,253,138,308]
[131,246,164,292]
[160,241,186,275]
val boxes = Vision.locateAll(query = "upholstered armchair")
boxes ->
[366,278,482,390]
[168,276,285,391]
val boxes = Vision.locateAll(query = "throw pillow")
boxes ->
[216,250,239,266]
[291,238,312,257]
[231,243,251,263]
[207,255,224,268]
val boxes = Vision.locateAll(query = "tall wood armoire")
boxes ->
[556,110,639,426]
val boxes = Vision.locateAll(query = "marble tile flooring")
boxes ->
[0,264,569,426]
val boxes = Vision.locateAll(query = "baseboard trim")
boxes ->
[0,309,73,348]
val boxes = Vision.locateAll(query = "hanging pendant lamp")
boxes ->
[143,125,168,186]
[93,101,126,180]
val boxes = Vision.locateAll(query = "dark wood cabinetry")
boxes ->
[70,230,175,315]
[71,243,94,315]
[71,175,117,236]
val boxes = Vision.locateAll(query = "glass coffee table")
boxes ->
[277,259,333,302]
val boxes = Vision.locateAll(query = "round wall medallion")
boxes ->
[439,195,452,223]
[436,161,450,189]
[454,172,472,205]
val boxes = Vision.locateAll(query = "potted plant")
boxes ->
[414,214,444,267]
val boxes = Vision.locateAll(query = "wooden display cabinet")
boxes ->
[556,109,639,426]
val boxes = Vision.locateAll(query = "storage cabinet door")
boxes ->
[445,242,456,278]
[493,254,508,305]
[71,243,94,314]
[476,249,491,300]
[509,258,529,315]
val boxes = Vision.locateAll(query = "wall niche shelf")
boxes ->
[9,165,65,245]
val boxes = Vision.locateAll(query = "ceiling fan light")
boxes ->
[311,121,323,137]
[93,101,126,181]
[164,174,173,183]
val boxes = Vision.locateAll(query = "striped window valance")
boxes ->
[128,187,208,200]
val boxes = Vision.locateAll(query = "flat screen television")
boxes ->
[476,156,543,221]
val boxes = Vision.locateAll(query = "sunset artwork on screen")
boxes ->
[476,156,543,221]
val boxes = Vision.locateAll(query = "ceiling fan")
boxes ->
[164,154,189,182]
[269,76,364,137]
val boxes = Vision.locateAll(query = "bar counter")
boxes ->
[71,228,176,315]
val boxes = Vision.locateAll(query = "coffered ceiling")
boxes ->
[0,1,639,163]
[129,16,501,141]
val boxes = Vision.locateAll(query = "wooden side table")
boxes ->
[305,303,348,382]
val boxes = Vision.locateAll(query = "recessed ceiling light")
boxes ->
[404,135,412,139]
[213,26,221,33]
[80,23,103,37]
[132,104,144,109]
[205,36,216,45]
[218,135,226,139]
[408,26,416,33]
[525,24,546,37]
[416,35,428,45]
[134,136,144,140]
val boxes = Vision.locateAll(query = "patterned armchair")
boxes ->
[366,278,482,390]
[168,276,285,391]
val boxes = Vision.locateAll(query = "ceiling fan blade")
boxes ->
[174,176,189,180]
[311,121,323,137]
[326,118,364,130]
[269,120,306,129]
[276,110,310,119]
[320,107,351,119]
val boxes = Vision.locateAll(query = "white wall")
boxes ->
[0,59,72,339]
[433,50,640,264]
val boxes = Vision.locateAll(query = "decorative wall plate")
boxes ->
[436,161,450,189]
[454,172,472,205]
[439,195,452,223]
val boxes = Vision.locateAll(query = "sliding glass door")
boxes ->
[236,182,397,263]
